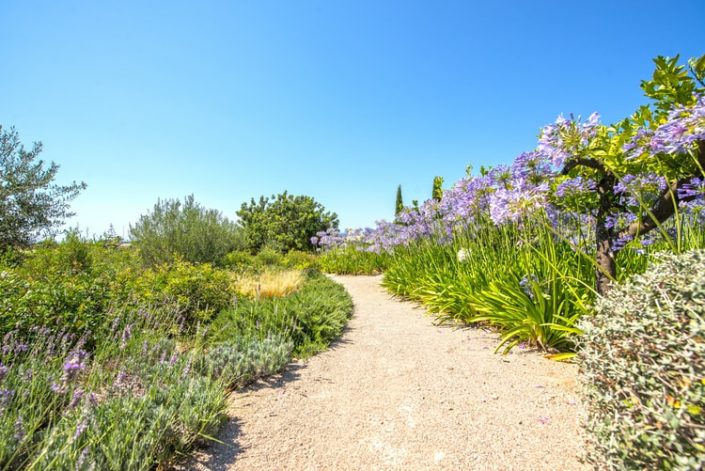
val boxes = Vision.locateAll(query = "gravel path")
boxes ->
[183,275,586,470]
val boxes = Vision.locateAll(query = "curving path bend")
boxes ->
[183,275,586,470]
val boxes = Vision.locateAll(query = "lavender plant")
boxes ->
[0,305,226,470]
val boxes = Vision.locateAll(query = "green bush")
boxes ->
[579,250,705,470]
[223,250,258,272]
[0,306,226,470]
[130,195,246,267]
[237,191,338,253]
[196,334,294,389]
[0,237,140,337]
[208,273,353,358]
[319,245,390,275]
[255,246,283,267]
[282,250,319,270]
[382,218,593,353]
[127,260,234,327]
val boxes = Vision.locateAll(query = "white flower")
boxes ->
[457,248,471,263]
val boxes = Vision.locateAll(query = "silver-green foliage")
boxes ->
[579,250,705,470]
[197,334,294,389]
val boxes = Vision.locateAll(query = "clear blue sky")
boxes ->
[1,1,704,236]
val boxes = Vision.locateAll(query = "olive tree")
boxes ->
[0,126,86,249]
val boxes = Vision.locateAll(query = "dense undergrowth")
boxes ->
[0,237,352,470]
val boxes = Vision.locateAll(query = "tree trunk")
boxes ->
[595,174,617,296]
[595,218,616,296]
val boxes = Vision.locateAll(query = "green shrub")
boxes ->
[382,218,593,353]
[0,238,140,337]
[237,191,338,253]
[128,260,234,327]
[196,334,294,389]
[208,273,353,358]
[282,250,319,270]
[130,194,246,267]
[319,245,390,275]
[255,247,283,267]
[579,250,705,470]
[223,250,258,271]
[0,306,226,470]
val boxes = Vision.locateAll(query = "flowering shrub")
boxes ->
[0,306,226,470]
[322,54,705,354]
[344,55,705,294]
[579,251,705,469]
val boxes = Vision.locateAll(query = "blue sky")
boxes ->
[1,1,704,236]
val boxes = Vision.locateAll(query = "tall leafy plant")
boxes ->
[130,195,245,266]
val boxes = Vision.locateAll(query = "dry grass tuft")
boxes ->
[233,269,304,299]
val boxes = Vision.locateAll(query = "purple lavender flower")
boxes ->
[110,316,122,334]
[537,113,601,168]
[76,447,91,469]
[0,388,15,407]
[114,370,128,388]
[14,416,24,442]
[677,177,705,200]
[62,351,88,382]
[0,363,8,382]
[73,419,88,441]
[69,388,84,408]
[181,358,192,378]
[555,176,596,199]
[120,324,133,349]
[519,274,539,299]
[624,94,705,158]
[14,343,28,354]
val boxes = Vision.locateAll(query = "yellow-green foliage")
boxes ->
[128,260,234,325]
[233,269,304,299]
[224,249,319,273]
[282,250,319,270]
[0,237,141,336]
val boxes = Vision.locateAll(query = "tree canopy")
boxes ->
[237,191,338,252]
[0,126,86,249]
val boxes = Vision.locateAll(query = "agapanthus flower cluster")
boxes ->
[311,227,376,251]
[344,94,705,256]
[537,112,601,168]
[625,94,705,157]
[359,150,556,252]
[614,173,668,207]
[555,176,596,199]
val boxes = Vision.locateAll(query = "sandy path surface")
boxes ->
[183,275,586,470]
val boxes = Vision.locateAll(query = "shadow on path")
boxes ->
[173,360,310,470]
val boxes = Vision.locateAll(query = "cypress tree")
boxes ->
[394,184,404,217]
